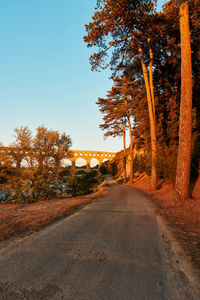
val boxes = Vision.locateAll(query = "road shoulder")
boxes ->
[0,188,109,251]
[128,180,200,295]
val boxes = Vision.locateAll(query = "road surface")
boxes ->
[0,184,198,299]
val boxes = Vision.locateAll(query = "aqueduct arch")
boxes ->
[0,147,116,173]
[65,150,116,173]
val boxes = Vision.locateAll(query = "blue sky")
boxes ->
[0,0,166,152]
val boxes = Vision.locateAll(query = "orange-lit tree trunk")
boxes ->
[137,43,157,190]
[122,122,127,183]
[127,113,134,183]
[174,1,192,202]
[148,40,157,190]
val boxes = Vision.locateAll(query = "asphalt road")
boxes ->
[0,184,198,300]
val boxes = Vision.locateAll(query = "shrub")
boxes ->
[155,145,178,183]
[68,170,99,196]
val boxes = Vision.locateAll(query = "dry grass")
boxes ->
[0,190,107,243]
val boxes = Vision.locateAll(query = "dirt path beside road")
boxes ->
[0,189,108,249]
[130,175,200,277]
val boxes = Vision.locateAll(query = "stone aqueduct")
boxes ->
[66,150,116,172]
[0,147,116,173]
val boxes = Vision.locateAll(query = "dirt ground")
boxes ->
[0,190,108,247]
[130,175,200,275]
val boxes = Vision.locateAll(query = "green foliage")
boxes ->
[106,150,124,179]
[68,170,99,196]
[132,146,178,183]
[109,162,118,176]
[99,164,107,175]
[155,146,178,183]
[134,153,151,176]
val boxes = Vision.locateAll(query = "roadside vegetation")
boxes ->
[84,0,199,203]
[0,126,103,203]
[83,0,200,273]
[0,1,199,272]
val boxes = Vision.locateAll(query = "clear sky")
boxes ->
[0,0,166,152]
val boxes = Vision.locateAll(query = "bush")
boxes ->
[67,170,99,196]
[134,153,151,176]
[155,145,178,183]
[99,165,107,175]
[191,140,200,179]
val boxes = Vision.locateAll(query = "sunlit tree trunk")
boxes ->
[122,122,127,183]
[174,1,192,203]
[148,39,156,121]
[126,112,134,183]
[148,40,157,190]
[137,44,157,190]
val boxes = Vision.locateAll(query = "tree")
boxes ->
[31,126,72,199]
[122,121,127,183]
[99,164,108,175]
[0,127,33,201]
[0,126,72,202]
[84,0,159,189]
[97,76,136,183]
[174,0,193,202]
[111,77,135,183]
[102,118,127,183]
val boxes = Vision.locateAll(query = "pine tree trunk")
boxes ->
[127,114,134,183]
[148,42,157,190]
[148,40,156,121]
[122,123,127,183]
[174,1,192,203]
[137,45,157,190]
